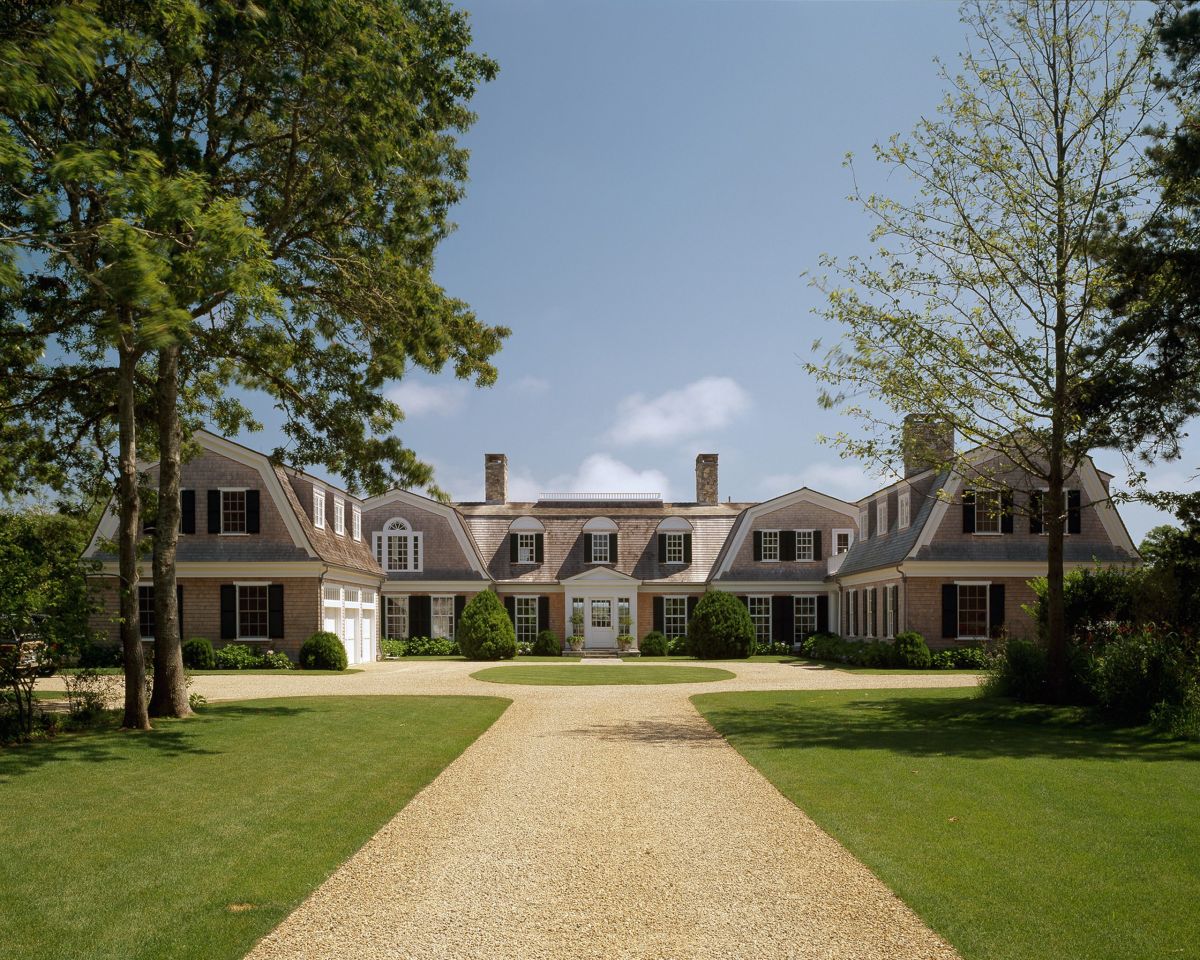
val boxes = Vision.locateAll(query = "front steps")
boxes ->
[577,647,640,659]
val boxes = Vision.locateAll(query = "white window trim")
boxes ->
[793,594,818,637]
[858,508,869,541]
[877,499,888,535]
[883,584,895,639]
[431,595,456,640]
[955,580,991,640]
[516,531,538,564]
[236,582,271,641]
[833,528,855,555]
[1035,487,1078,536]
[333,497,345,536]
[663,596,688,637]
[795,529,816,562]
[312,486,326,530]
[374,522,424,573]
[590,534,610,564]
[759,529,781,563]
[219,487,250,536]
[515,596,539,644]
[970,488,1003,536]
[664,532,685,565]
[898,492,911,530]
[352,505,362,541]
[848,588,858,636]
[747,595,772,644]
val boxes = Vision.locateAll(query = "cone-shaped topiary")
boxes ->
[457,589,517,660]
[689,591,756,659]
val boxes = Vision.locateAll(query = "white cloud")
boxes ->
[385,380,466,418]
[606,376,751,445]
[512,375,550,396]
[760,462,879,499]
[505,454,671,501]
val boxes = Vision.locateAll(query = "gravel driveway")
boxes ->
[187,660,967,960]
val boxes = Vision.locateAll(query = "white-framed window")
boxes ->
[237,584,269,639]
[221,489,247,534]
[898,492,911,530]
[971,488,1002,534]
[375,518,422,572]
[384,595,408,639]
[794,595,818,637]
[618,597,631,632]
[760,530,780,562]
[590,599,612,628]
[352,505,362,541]
[866,588,877,637]
[138,585,155,639]
[515,596,539,644]
[957,583,990,638]
[664,596,688,637]
[432,595,455,640]
[884,584,896,639]
[333,497,345,535]
[748,596,772,645]
[312,487,326,529]
[796,529,815,561]
[848,589,858,636]
[834,529,854,555]
[591,535,610,563]
[516,532,537,564]
[877,498,888,535]
[664,532,685,564]
[858,508,869,540]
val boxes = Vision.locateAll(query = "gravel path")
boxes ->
[197,661,968,960]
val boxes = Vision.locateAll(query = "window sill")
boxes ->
[219,531,250,537]
[971,531,1003,537]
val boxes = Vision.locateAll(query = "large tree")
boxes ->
[808,0,1159,698]
[1,0,505,724]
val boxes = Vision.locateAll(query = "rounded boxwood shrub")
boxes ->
[639,630,668,657]
[182,637,215,669]
[299,631,347,671]
[689,591,756,659]
[532,629,562,657]
[667,634,691,656]
[457,590,517,660]
[893,631,932,669]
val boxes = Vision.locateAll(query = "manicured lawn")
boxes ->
[693,687,1200,960]
[57,667,362,676]
[471,664,735,685]
[391,655,582,662]
[798,659,984,675]
[0,695,509,960]
[633,654,800,663]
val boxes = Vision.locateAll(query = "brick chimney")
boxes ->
[695,453,718,504]
[901,415,954,478]
[484,453,508,503]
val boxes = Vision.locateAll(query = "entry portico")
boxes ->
[562,567,641,650]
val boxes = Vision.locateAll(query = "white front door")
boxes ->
[586,598,617,648]
[343,614,357,665]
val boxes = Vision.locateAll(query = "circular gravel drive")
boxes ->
[231,660,966,960]
[470,664,736,685]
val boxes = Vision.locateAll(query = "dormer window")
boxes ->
[517,532,537,563]
[898,491,911,530]
[582,517,618,564]
[664,533,685,563]
[313,487,326,529]
[877,498,888,535]
[508,517,545,565]
[859,508,869,540]
[352,505,362,541]
[656,517,693,565]
[334,497,345,536]
[374,518,422,572]
[759,530,780,562]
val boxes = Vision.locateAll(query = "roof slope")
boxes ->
[836,473,947,577]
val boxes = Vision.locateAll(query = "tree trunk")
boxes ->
[117,331,151,731]
[1045,470,1067,701]
[149,343,191,718]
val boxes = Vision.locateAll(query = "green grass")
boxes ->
[798,659,984,675]
[391,655,582,662]
[633,654,800,663]
[0,695,508,960]
[471,664,736,685]
[693,687,1200,960]
[58,667,362,676]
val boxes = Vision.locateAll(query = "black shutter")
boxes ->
[862,590,868,636]
[989,584,1005,635]
[1067,490,1082,534]
[892,585,900,634]
[1030,491,1044,534]
[509,534,518,563]
[753,531,763,561]
[871,588,879,637]
[535,533,544,563]
[816,595,829,634]
[246,490,261,534]
[812,529,823,561]
[653,596,664,633]
[780,531,796,562]
[609,533,618,563]
[657,533,667,562]
[962,490,976,533]
[268,584,284,639]
[208,490,221,533]
[1000,489,1014,534]
[220,585,236,639]
[583,533,593,562]
[410,596,431,638]
[538,596,550,632]
[773,595,792,643]
[686,596,698,626]
[737,595,749,608]
[176,584,184,641]
[941,584,957,639]
[181,490,196,534]
[454,595,466,634]
[683,533,692,564]
[503,595,516,624]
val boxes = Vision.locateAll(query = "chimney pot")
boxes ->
[695,453,718,504]
[484,453,508,503]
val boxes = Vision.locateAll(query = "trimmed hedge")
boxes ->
[893,631,932,668]
[182,637,215,669]
[639,630,668,657]
[532,630,562,656]
[299,631,347,671]
[456,590,517,660]
[690,592,756,659]
[404,636,458,656]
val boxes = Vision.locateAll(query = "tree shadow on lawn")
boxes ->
[0,703,312,783]
[695,693,1200,764]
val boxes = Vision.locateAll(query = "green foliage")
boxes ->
[639,631,668,657]
[667,634,691,656]
[380,638,406,658]
[1087,624,1200,732]
[403,636,458,656]
[531,630,561,657]
[77,642,122,668]
[689,592,756,660]
[298,632,347,671]
[214,644,263,671]
[181,637,215,670]
[892,631,932,669]
[260,651,293,670]
[455,590,516,660]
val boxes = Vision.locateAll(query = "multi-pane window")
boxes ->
[884,585,895,639]
[571,597,585,638]
[664,533,685,563]
[334,498,345,535]
[866,588,877,637]
[591,535,610,563]
[796,530,815,561]
[972,489,1002,534]
[238,585,269,639]
[748,596,772,645]
[835,531,853,555]
[958,584,989,638]
[376,520,421,572]
[664,597,688,637]
[352,505,362,541]
[515,596,539,644]
[848,589,858,636]
[591,599,612,628]
[898,492,911,530]
[138,585,155,639]
[859,508,869,540]
[760,530,780,561]
[617,597,631,632]
[794,595,817,638]
[516,532,537,564]
[313,488,325,529]
[877,499,888,534]
[384,596,408,639]
[432,596,455,640]
[222,489,247,533]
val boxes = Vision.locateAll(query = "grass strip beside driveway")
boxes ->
[693,687,1200,960]
[0,695,509,960]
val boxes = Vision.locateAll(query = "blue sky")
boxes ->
[248,0,1196,542]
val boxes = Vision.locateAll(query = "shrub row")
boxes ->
[379,635,459,657]
[800,631,991,670]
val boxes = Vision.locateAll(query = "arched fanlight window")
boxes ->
[656,517,693,565]
[508,516,545,564]
[375,517,422,572]
[582,516,618,563]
